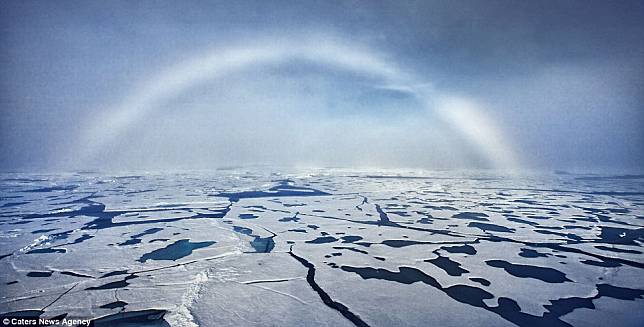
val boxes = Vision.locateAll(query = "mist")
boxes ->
[1,0,643,172]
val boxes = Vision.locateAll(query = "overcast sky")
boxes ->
[1,0,643,172]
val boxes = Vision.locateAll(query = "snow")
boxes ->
[1,170,643,326]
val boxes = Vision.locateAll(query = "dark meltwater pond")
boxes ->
[138,239,216,262]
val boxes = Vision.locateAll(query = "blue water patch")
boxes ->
[232,225,275,253]
[217,180,331,201]
[26,248,66,254]
[138,239,215,262]
[25,185,78,193]
[250,236,275,253]
[486,260,571,283]
[119,228,163,246]
[26,271,53,277]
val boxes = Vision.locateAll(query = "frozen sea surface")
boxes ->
[0,169,643,326]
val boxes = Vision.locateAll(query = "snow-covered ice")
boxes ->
[1,169,643,326]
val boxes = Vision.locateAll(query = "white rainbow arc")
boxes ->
[78,37,519,170]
